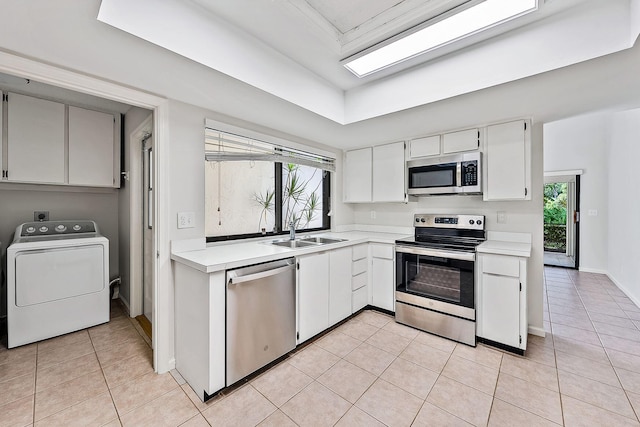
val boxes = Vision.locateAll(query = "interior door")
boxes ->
[143,136,154,323]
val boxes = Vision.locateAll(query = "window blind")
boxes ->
[205,128,335,172]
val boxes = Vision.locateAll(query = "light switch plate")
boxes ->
[497,211,507,224]
[588,209,598,217]
[177,211,195,229]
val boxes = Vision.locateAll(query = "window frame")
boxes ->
[206,162,331,243]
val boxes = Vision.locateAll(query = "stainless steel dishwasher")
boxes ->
[226,258,296,385]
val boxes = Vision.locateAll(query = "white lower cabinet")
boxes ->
[351,244,369,312]
[297,252,330,344]
[477,253,528,351]
[174,264,226,402]
[329,247,353,326]
[370,244,395,311]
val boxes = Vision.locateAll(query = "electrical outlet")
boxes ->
[177,212,195,229]
[497,211,507,224]
[588,209,598,217]
[370,210,376,219]
[34,211,49,221]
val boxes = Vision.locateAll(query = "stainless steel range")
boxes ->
[395,214,486,346]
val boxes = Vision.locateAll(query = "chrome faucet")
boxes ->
[289,221,295,240]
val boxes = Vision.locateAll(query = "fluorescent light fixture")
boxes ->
[343,0,538,77]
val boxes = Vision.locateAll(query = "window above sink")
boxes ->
[204,125,335,243]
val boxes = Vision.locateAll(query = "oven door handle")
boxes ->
[395,245,476,262]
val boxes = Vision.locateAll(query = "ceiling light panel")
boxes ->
[343,0,538,77]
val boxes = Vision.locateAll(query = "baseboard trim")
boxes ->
[578,267,608,274]
[528,326,546,337]
[119,295,131,314]
[607,273,640,309]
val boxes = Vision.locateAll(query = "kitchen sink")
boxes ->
[300,236,346,245]
[270,239,317,248]
[267,236,347,248]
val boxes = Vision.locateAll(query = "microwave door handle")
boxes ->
[456,163,462,187]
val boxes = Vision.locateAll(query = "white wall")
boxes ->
[607,108,640,303]
[543,113,609,272]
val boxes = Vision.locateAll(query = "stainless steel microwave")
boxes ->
[407,152,482,195]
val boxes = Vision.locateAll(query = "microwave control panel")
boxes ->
[461,161,478,186]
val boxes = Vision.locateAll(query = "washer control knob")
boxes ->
[55,224,67,232]
[73,224,82,231]
[469,220,475,225]
[26,226,36,233]
[39,226,49,233]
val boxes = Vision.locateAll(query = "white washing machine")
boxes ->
[7,220,109,348]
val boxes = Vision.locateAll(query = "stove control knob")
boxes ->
[73,224,82,231]
[415,218,420,223]
[26,226,36,233]
[39,226,49,233]
[477,220,482,225]
[55,224,67,232]
[420,218,426,223]
[469,220,475,225]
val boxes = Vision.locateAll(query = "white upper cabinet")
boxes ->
[484,120,531,201]
[409,135,440,158]
[7,93,65,184]
[343,147,372,202]
[442,128,480,154]
[372,141,405,202]
[69,106,116,187]
[2,93,120,188]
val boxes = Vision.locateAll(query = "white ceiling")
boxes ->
[98,0,640,124]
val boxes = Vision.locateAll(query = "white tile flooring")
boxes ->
[544,251,575,268]
[2,267,640,426]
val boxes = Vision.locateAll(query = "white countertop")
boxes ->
[171,231,410,273]
[477,240,532,258]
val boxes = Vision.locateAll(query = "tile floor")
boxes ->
[3,267,640,426]
[544,251,575,268]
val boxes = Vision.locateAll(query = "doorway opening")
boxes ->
[126,116,154,341]
[543,174,580,269]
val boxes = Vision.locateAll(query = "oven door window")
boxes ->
[399,253,474,308]
[409,163,457,188]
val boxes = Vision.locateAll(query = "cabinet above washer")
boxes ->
[1,92,121,188]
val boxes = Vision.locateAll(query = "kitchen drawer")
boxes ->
[371,244,393,260]
[352,258,368,276]
[352,286,368,312]
[352,244,368,261]
[482,254,520,278]
[352,272,367,291]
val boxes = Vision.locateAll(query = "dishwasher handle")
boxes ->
[228,263,295,285]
